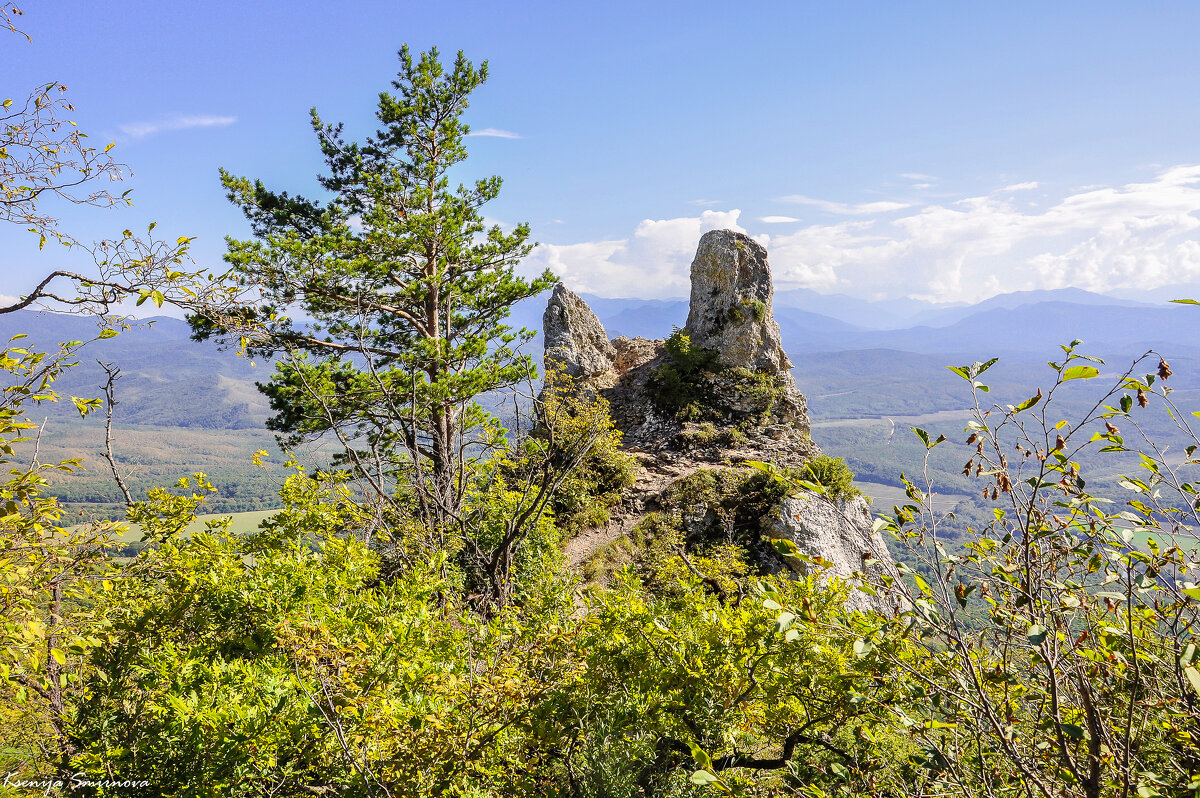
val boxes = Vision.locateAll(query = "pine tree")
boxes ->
[202,46,555,533]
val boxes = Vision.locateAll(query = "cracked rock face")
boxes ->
[766,494,903,616]
[542,284,616,379]
[684,230,792,376]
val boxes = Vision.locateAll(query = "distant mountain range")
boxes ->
[5,286,1200,433]
[0,312,270,429]
[543,287,1200,359]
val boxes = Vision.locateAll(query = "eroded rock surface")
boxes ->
[767,494,903,616]
[545,230,901,615]
[543,284,616,380]
[685,230,792,376]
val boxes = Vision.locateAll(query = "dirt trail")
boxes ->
[563,455,701,567]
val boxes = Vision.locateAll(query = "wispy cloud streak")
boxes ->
[778,194,912,215]
[466,128,521,139]
[118,114,236,140]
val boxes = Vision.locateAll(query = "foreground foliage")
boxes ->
[767,344,1200,798]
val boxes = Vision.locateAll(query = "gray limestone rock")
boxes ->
[684,230,792,375]
[542,284,616,379]
[767,494,903,615]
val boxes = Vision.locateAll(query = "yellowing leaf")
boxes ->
[1062,365,1099,381]
[1185,665,1200,697]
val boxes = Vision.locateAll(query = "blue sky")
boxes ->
[7,1,1200,304]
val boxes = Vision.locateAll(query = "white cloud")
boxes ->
[901,173,937,181]
[768,165,1200,301]
[1001,181,1040,192]
[688,199,721,206]
[118,114,235,140]
[0,293,16,308]
[525,166,1200,302]
[524,209,749,298]
[761,216,802,224]
[466,127,521,139]
[778,194,912,215]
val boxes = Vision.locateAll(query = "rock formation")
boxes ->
[542,284,616,380]
[685,230,792,376]
[767,494,904,615]
[547,229,900,615]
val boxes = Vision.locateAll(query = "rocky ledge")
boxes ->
[546,229,899,614]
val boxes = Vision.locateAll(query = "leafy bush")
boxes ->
[767,345,1200,797]
[651,328,788,427]
[651,328,720,419]
[799,454,861,501]
[728,297,767,324]
[523,376,636,535]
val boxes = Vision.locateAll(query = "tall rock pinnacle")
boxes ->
[684,230,792,375]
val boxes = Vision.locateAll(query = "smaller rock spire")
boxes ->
[542,284,616,379]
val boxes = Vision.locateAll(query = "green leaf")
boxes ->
[775,612,796,633]
[911,428,945,449]
[762,598,783,611]
[97,329,118,340]
[690,770,720,786]
[1061,723,1087,740]
[50,648,66,666]
[770,537,799,557]
[1171,298,1200,305]
[853,638,874,658]
[1062,365,1099,381]
[1182,587,1200,601]
[1185,665,1200,697]
[975,358,999,376]
[1027,624,1048,645]
[1012,390,1043,412]
[924,720,958,729]
[913,573,933,596]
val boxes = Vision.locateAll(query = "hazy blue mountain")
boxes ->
[5,287,1197,435]
[773,288,953,330]
[907,288,1157,329]
[1,311,271,429]
[836,300,1200,358]
[593,299,687,340]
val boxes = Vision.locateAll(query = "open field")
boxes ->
[856,480,967,514]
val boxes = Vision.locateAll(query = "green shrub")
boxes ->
[799,454,861,501]
[728,297,767,324]
[651,328,788,427]
[677,422,748,450]
[651,328,719,420]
